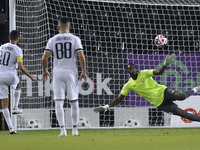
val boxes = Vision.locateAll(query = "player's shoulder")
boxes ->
[139,69,155,76]
[65,33,81,41]
[68,33,78,38]
[1,43,22,52]
[12,43,22,52]
[0,43,9,49]
[126,78,133,85]
[68,33,81,42]
[122,78,132,90]
[139,69,153,73]
[50,33,80,40]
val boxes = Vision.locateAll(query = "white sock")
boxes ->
[70,100,79,132]
[55,100,65,133]
[2,107,13,129]
[193,87,198,93]
[13,88,21,109]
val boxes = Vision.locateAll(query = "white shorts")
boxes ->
[0,71,19,99]
[53,70,79,100]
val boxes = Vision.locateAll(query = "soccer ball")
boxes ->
[26,119,41,128]
[78,117,91,128]
[123,117,140,127]
[154,35,168,48]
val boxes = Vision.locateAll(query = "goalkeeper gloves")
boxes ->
[163,53,176,66]
[93,104,109,113]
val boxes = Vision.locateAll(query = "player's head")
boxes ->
[58,17,71,32]
[9,30,20,42]
[127,63,137,76]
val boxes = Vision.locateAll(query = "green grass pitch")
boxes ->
[1,128,200,150]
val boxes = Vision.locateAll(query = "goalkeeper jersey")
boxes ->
[121,69,167,107]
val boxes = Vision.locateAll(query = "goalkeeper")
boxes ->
[94,53,200,122]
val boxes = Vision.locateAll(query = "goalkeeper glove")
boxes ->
[93,104,109,113]
[163,53,176,66]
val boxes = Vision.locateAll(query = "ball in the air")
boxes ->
[154,35,168,48]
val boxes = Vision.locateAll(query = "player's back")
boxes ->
[0,43,22,73]
[46,33,83,74]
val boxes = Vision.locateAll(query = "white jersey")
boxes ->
[0,43,23,74]
[45,33,83,74]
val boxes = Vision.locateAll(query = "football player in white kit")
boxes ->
[42,18,87,137]
[0,30,37,134]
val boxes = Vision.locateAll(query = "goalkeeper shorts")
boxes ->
[157,88,178,115]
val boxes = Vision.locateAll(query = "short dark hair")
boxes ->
[59,17,70,25]
[9,30,20,40]
[127,63,136,69]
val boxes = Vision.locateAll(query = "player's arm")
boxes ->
[17,56,37,81]
[94,94,125,113]
[153,53,176,76]
[0,46,3,63]
[109,94,125,107]
[153,65,167,75]
[77,51,87,84]
[42,51,51,82]
[42,51,51,72]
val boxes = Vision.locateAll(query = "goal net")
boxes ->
[14,0,200,129]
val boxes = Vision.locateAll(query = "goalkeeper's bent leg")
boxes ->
[175,86,200,101]
[174,90,194,100]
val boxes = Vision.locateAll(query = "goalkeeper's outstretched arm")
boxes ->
[94,94,125,113]
[153,53,176,76]
[109,94,125,107]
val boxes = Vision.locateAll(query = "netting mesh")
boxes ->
[14,0,200,129]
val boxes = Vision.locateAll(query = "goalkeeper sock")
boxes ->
[13,88,21,109]
[2,107,13,129]
[70,100,79,132]
[182,90,194,99]
[185,112,200,122]
[55,100,65,132]
[192,86,200,93]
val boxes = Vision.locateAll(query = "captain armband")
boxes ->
[17,56,23,62]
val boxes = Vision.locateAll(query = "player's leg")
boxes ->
[175,107,200,122]
[13,82,22,114]
[173,86,200,100]
[53,72,66,137]
[0,73,17,134]
[158,101,200,122]
[1,97,16,134]
[55,99,66,137]
[67,73,80,136]
[69,99,80,136]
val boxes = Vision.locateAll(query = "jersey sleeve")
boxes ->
[16,48,23,57]
[45,38,53,52]
[142,69,155,77]
[75,36,83,52]
[16,48,23,62]
[120,83,131,96]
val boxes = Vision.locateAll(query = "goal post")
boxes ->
[13,0,200,130]
[9,0,17,131]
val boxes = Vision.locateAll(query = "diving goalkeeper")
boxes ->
[94,53,200,122]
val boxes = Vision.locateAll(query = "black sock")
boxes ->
[182,90,194,99]
[184,113,200,122]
